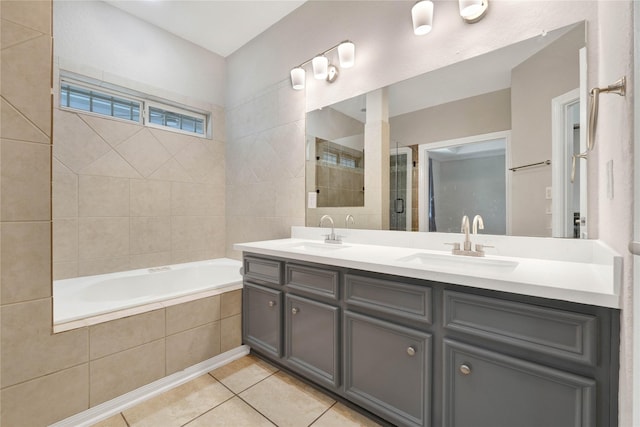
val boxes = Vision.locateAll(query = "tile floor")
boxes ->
[92,355,382,427]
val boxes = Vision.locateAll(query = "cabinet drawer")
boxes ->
[344,311,431,427]
[244,256,283,285]
[443,339,596,427]
[286,264,339,300]
[345,274,432,325]
[443,291,598,365]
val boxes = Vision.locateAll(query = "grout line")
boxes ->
[307,401,337,426]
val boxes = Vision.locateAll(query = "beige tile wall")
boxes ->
[53,104,226,279]
[0,4,242,424]
[225,80,306,258]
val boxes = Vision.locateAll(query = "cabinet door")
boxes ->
[344,311,431,427]
[285,294,340,389]
[243,283,282,358]
[443,339,596,427]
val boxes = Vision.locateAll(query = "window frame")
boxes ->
[144,101,208,138]
[58,76,211,139]
[59,79,144,125]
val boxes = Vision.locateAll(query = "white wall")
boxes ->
[54,0,226,107]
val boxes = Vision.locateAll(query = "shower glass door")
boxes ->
[390,146,412,231]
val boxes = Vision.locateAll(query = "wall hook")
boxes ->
[588,76,626,151]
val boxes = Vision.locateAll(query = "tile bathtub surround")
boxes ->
[53,104,226,280]
[92,355,381,427]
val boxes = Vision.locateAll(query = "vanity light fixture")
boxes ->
[459,0,488,23]
[289,40,356,90]
[312,55,329,80]
[411,0,434,35]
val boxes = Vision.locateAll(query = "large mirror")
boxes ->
[306,21,587,238]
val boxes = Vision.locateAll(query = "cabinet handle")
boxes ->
[292,307,299,315]
[459,364,472,375]
[407,346,416,356]
[268,300,276,307]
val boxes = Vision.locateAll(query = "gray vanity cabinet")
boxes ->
[242,256,284,358]
[343,274,433,427]
[443,339,596,427]
[243,283,282,358]
[241,254,619,427]
[285,294,340,389]
[344,311,432,427]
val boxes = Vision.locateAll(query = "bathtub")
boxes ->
[54,258,243,329]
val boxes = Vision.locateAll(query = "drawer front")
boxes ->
[344,311,431,427]
[243,283,282,358]
[443,291,598,365]
[443,339,596,427]
[244,256,283,285]
[345,274,432,325]
[286,264,339,300]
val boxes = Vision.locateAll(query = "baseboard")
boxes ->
[49,345,250,427]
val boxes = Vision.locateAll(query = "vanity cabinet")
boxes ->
[241,254,619,427]
[285,294,340,389]
[242,256,284,358]
[443,339,596,427]
[345,311,431,427]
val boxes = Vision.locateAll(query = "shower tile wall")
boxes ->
[225,80,306,258]
[1,3,240,425]
[53,105,226,279]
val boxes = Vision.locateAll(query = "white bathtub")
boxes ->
[54,258,243,328]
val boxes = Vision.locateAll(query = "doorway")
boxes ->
[419,131,510,234]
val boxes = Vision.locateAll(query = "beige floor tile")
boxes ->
[210,355,278,394]
[122,374,233,427]
[311,403,381,427]
[91,413,128,427]
[239,371,335,427]
[185,396,274,427]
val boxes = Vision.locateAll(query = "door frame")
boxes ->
[418,130,511,233]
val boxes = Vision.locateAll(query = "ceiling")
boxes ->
[105,0,306,57]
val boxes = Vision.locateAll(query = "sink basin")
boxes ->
[286,241,350,252]
[396,252,518,271]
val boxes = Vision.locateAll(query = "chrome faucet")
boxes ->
[319,214,341,244]
[446,214,492,257]
[461,215,472,251]
[472,214,484,235]
[345,214,355,229]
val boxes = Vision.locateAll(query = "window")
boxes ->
[146,104,206,136]
[60,83,141,122]
[59,78,210,138]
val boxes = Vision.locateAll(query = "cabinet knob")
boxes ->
[459,364,472,375]
[407,346,416,356]
[292,307,299,315]
[268,300,276,307]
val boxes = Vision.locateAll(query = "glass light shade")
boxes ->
[411,0,433,36]
[338,41,355,68]
[459,0,488,22]
[290,67,305,90]
[312,55,329,80]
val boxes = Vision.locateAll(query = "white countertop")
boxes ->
[234,227,622,309]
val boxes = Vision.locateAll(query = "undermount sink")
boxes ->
[396,252,518,271]
[286,241,351,252]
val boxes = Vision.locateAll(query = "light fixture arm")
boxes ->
[293,40,354,69]
[289,40,355,90]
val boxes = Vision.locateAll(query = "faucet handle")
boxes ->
[474,243,494,255]
[445,242,461,252]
